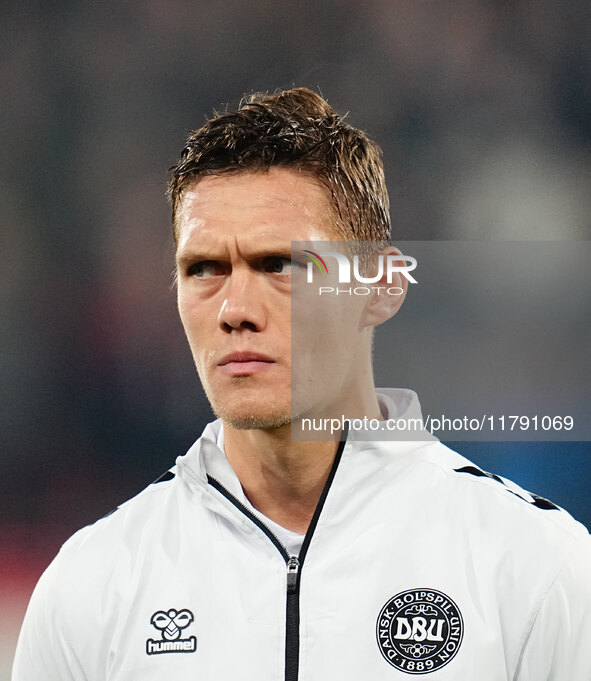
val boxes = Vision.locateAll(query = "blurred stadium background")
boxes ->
[1,1,590,677]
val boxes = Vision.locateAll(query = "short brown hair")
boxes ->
[168,87,391,245]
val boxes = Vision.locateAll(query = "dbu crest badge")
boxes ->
[377,589,463,674]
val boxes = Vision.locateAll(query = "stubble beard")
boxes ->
[216,396,314,432]
[207,376,293,431]
[219,411,292,430]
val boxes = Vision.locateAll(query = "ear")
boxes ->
[362,246,411,328]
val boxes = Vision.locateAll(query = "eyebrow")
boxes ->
[175,246,296,268]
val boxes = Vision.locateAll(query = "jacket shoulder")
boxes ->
[13,468,186,679]
[37,467,183,606]
[415,441,589,543]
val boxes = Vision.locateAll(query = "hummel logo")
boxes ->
[146,608,197,655]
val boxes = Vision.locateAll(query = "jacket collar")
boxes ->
[176,388,435,495]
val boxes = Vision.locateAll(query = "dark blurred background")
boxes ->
[1,1,590,675]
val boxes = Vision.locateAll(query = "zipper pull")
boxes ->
[286,556,300,593]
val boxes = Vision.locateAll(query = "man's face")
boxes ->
[176,167,362,430]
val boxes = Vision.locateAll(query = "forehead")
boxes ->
[175,168,336,251]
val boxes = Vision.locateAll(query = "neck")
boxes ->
[224,425,337,534]
[223,382,382,534]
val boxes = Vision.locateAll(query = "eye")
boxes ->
[263,256,301,275]
[188,261,226,278]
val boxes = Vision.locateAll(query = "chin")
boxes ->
[209,391,292,431]
[216,407,292,431]
[221,413,292,430]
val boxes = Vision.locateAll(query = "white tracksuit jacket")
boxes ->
[13,390,591,680]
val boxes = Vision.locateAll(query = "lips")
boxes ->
[217,351,276,376]
[218,352,275,366]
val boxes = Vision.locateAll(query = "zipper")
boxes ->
[286,556,300,592]
[206,426,348,681]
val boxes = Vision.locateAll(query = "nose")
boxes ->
[218,269,266,333]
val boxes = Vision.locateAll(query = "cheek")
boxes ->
[178,285,201,328]
[178,293,207,352]
[177,293,222,374]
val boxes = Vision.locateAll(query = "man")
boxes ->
[13,88,591,680]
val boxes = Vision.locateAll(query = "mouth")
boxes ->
[217,352,276,376]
